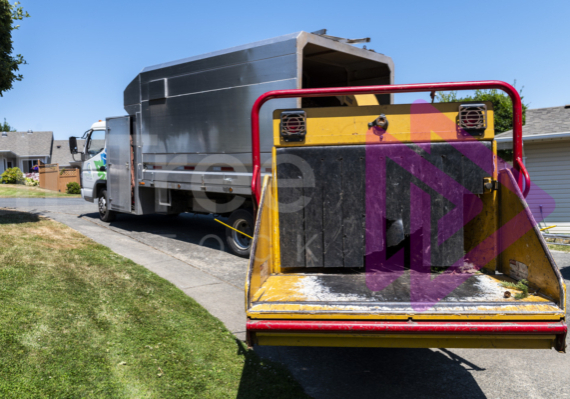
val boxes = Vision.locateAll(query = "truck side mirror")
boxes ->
[69,137,78,154]
[99,165,106,172]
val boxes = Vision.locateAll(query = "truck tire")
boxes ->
[226,209,254,257]
[98,190,117,222]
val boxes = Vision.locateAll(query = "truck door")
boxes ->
[82,129,107,200]
[106,116,132,212]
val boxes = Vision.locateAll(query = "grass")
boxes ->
[0,209,309,398]
[500,279,530,300]
[548,244,570,253]
[0,184,80,198]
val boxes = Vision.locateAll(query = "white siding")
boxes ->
[524,139,570,233]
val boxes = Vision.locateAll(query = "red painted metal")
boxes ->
[247,319,567,351]
[250,80,528,204]
[515,158,531,197]
[247,319,567,335]
[251,164,260,206]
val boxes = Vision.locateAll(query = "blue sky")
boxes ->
[1,0,569,139]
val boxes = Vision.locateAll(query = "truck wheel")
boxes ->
[226,209,254,257]
[98,190,117,222]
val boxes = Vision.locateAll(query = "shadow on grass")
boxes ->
[0,209,41,224]
[253,345,487,399]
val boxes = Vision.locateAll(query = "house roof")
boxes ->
[496,106,570,140]
[51,139,85,167]
[0,131,53,157]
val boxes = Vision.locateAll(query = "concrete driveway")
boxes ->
[2,197,569,399]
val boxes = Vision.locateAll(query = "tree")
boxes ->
[437,83,529,134]
[0,1,30,96]
[1,117,16,131]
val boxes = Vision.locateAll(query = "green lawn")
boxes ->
[0,210,308,398]
[548,244,570,253]
[0,184,80,198]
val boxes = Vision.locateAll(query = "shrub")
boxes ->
[66,181,81,194]
[24,177,38,186]
[1,167,25,184]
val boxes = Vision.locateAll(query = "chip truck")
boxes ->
[70,30,393,256]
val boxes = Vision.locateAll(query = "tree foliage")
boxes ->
[0,1,30,96]
[437,84,528,134]
[1,117,15,131]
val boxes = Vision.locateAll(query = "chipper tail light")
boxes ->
[280,110,307,142]
[458,103,487,133]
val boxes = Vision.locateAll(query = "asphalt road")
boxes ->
[2,197,569,399]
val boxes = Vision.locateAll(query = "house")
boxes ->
[496,105,570,233]
[0,131,53,174]
[0,132,83,175]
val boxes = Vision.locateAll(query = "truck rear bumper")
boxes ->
[247,320,567,352]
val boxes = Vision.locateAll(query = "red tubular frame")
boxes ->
[247,320,567,351]
[250,80,530,203]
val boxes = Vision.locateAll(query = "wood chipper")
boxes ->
[245,81,567,352]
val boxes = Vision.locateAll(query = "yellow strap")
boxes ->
[214,218,253,239]
[540,225,557,231]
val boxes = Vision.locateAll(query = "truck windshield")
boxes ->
[86,130,106,159]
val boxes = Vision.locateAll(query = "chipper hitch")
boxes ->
[245,81,567,352]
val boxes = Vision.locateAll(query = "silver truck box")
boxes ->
[122,31,393,196]
[99,31,393,256]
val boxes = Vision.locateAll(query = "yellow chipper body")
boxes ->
[245,83,567,352]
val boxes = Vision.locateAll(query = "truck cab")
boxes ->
[70,118,131,224]
[78,121,107,203]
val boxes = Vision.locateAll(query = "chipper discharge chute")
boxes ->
[245,81,567,352]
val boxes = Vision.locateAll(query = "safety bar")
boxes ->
[246,320,567,352]
[515,158,531,197]
[246,320,568,352]
[251,80,529,204]
[247,320,566,334]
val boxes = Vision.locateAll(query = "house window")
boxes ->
[7,161,12,169]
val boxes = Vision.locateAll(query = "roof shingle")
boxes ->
[496,106,570,139]
[51,139,85,167]
[0,131,53,157]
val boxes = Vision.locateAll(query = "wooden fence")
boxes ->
[39,163,80,193]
